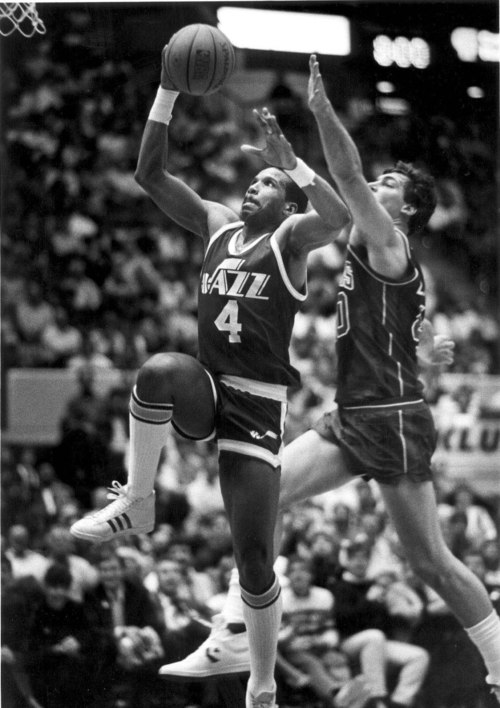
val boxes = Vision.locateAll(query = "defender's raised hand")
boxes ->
[241,107,297,170]
[308,54,330,115]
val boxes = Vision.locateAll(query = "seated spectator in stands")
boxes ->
[57,256,102,326]
[481,539,500,589]
[41,305,83,366]
[44,525,99,602]
[5,524,49,583]
[152,553,211,662]
[85,544,166,708]
[279,556,369,708]
[13,279,55,366]
[367,566,424,643]
[333,541,429,708]
[1,553,44,708]
[25,563,95,708]
[144,537,215,606]
[307,529,342,590]
[448,483,497,547]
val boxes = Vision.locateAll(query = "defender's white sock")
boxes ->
[241,574,282,695]
[128,386,172,499]
[466,610,500,685]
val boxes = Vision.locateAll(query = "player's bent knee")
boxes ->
[136,353,192,399]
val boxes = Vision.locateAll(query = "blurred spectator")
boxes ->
[84,544,166,708]
[5,524,50,583]
[1,554,44,708]
[13,280,55,366]
[25,562,95,708]
[279,555,350,707]
[44,525,99,602]
[333,541,429,708]
[41,305,83,366]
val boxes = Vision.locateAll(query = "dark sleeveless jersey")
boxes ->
[197,222,306,387]
[335,232,426,407]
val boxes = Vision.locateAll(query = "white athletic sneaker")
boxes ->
[159,614,250,680]
[245,686,278,708]
[70,482,155,542]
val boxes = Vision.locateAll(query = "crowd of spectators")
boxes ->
[2,441,499,707]
[1,7,499,708]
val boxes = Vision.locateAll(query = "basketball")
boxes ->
[164,24,235,96]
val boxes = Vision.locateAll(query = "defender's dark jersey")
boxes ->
[335,231,425,407]
[197,222,306,386]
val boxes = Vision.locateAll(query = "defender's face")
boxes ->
[368,172,410,219]
[240,168,288,222]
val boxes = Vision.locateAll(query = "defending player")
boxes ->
[70,49,351,708]
[159,56,500,705]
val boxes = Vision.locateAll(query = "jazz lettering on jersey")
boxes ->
[201,257,270,300]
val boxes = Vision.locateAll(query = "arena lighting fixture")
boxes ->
[217,7,350,56]
[376,81,396,94]
[451,28,499,62]
[467,86,485,99]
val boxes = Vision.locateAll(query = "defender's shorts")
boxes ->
[312,400,437,485]
[173,373,287,469]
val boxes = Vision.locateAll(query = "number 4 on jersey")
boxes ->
[215,300,242,343]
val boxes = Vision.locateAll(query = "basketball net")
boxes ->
[0,2,46,37]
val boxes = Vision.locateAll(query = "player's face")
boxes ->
[240,168,288,224]
[368,172,410,219]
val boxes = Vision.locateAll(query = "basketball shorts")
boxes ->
[312,400,437,485]
[172,373,287,469]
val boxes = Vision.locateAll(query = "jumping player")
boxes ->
[159,56,500,705]
[69,49,351,708]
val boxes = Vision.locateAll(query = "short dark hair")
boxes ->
[44,562,72,589]
[281,173,309,214]
[384,161,437,234]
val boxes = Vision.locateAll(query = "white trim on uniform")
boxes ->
[220,374,288,403]
[348,243,419,286]
[342,398,424,411]
[207,221,244,253]
[398,409,408,474]
[270,234,308,302]
[228,229,269,255]
[218,439,282,468]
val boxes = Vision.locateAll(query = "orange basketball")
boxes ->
[164,24,235,95]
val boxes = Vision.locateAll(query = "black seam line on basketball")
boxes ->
[114,515,124,531]
[186,26,198,94]
[122,514,133,529]
[209,27,217,93]
[107,519,117,533]
[131,391,172,410]
[130,412,171,425]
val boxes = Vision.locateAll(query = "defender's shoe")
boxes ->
[246,685,278,708]
[159,615,250,680]
[70,482,155,542]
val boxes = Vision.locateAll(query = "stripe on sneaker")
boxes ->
[106,514,133,534]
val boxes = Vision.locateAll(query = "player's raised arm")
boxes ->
[134,46,237,243]
[307,55,400,248]
[241,107,350,254]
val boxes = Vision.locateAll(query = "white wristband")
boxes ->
[284,158,316,188]
[148,86,179,125]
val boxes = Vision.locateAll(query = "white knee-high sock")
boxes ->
[128,386,172,499]
[241,574,282,695]
[466,610,500,685]
[222,568,245,625]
